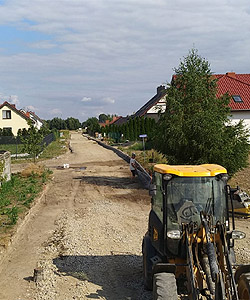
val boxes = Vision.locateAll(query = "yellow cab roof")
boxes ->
[153,164,227,177]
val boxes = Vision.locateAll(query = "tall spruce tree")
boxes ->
[128,119,133,140]
[154,49,249,175]
[125,123,129,140]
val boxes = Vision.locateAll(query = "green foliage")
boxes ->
[98,113,117,123]
[82,117,100,136]
[17,128,28,136]
[39,123,51,136]
[38,138,67,160]
[5,206,18,225]
[0,169,52,228]
[129,142,144,151]
[154,49,249,175]
[20,125,44,162]
[1,128,13,136]
[104,116,156,142]
[65,117,81,130]
[46,117,67,130]
[47,117,81,131]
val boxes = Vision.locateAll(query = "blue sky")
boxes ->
[0,0,250,121]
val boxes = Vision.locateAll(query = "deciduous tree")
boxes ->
[21,124,44,162]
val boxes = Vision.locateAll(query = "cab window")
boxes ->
[152,172,163,221]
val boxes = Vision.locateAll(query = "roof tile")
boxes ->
[215,73,250,110]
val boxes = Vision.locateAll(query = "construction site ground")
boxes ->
[0,132,249,300]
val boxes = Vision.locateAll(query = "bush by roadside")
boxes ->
[118,142,168,175]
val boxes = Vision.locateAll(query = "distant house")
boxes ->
[0,102,31,135]
[132,73,250,128]
[111,116,130,126]
[111,85,168,126]
[0,101,43,135]
[133,85,167,120]
[99,116,121,127]
[214,72,250,128]
[20,109,44,130]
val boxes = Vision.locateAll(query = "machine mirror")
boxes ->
[149,184,157,196]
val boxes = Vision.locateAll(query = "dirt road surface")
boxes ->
[0,133,152,300]
[0,132,249,300]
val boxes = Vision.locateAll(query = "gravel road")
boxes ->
[0,133,151,300]
[0,132,249,300]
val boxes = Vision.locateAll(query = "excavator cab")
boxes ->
[143,164,250,299]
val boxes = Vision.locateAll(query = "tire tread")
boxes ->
[153,272,178,300]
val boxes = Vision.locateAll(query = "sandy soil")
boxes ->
[0,132,249,300]
[0,133,152,300]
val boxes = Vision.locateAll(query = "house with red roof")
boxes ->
[125,73,250,130]
[0,101,43,135]
[213,72,250,128]
[99,116,121,127]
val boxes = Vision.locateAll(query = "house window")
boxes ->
[232,95,243,103]
[2,110,11,119]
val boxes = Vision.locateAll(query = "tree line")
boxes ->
[102,116,156,142]
[46,117,81,130]
[12,49,248,175]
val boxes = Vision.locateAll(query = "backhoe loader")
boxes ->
[142,164,250,299]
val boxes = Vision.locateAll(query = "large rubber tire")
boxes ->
[153,273,178,300]
[142,235,156,290]
[238,272,250,300]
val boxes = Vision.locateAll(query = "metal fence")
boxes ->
[42,133,55,146]
[0,133,55,158]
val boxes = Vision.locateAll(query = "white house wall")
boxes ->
[229,111,250,130]
[0,105,29,135]
[147,97,166,114]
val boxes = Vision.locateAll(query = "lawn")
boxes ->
[0,143,24,155]
[0,165,52,234]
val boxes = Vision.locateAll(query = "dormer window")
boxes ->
[232,95,243,103]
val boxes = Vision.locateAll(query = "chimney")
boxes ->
[157,85,166,94]
[226,72,236,78]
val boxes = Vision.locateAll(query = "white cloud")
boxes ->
[49,108,62,116]
[25,105,38,111]
[0,94,20,106]
[102,97,115,104]
[81,97,92,102]
[29,40,58,49]
[0,0,249,121]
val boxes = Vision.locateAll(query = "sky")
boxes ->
[0,0,249,122]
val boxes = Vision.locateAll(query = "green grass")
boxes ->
[39,139,67,160]
[0,144,24,155]
[10,130,70,163]
[0,169,52,228]
[127,142,144,151]
[38,130,69,160]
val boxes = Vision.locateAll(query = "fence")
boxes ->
[0,133,55,158]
